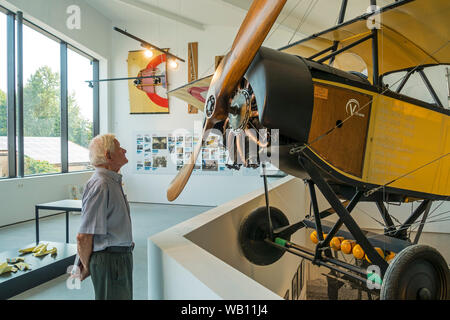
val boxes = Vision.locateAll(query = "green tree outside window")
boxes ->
[0,66,93,175]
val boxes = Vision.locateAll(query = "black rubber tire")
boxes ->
[239,206,290,266]
[380,244,449,300]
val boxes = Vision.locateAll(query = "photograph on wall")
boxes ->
[144,159,152,171]
[128,50,169,114]
[204,135,219,148]
[152,136,167,150]
[152,155,168,168]
[202,160,218,172]
[202,148,209,160]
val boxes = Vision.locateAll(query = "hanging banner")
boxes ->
[188,42,199,114]
[128,50,169,114]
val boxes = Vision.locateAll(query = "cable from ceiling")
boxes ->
[287,0,320,45]
[264,0,304,45]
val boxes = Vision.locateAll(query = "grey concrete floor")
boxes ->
[0,202,213,300]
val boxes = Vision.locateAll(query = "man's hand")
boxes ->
[76,233,93,281]
[79,263,90,281]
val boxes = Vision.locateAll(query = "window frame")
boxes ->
[0,5,99,179]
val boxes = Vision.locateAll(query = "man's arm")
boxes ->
[76,233,93,281]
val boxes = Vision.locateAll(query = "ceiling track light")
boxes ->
[114,27,185,68]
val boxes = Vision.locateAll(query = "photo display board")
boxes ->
[134,131,234,176]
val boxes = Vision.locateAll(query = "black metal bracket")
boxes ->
[318,190,363,250]
[317,34,373,64]
[393,199,432,239]
[413,201,432,244]
[273,221,306,240]
[261,163,274,240]
[329,0,348,66]
[307,180,334,262]
[299,155,389,275]
[375,200,397,235]
[85,75,165,88]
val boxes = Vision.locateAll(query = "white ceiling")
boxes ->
[85,0,396,43]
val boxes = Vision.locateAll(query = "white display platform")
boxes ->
[148,176,310,300]
[148,174,450,300]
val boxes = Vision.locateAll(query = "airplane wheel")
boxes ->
[380,244,449,300]
[239,206,290,266]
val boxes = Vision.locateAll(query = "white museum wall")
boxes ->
[109,5,306,206]
[0,172,93,226]
[0,0,112,226]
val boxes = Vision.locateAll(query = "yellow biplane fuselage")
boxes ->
[247,47,449,202]
[306,78,449,200]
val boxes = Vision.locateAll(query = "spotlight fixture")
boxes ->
[169,59,179,70]
[144,48,153,58]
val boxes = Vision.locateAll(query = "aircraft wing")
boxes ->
[168,0,449,107]
[280,0,450,83]
[167,75,213,112]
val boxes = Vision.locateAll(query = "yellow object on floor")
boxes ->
[19,245,37,254]
[6,257,25,264]
[33,244,57,257]
[0,262,17,275]
[32,244,48,257]
[330,237,345,251]
[365,247,385,263]
[0,262,9,274]
[32,243,46,253]
[352,244,365,260]
[385,251,396,263]
[310,231,327,244]
[15,262,31,271]
[340,240,355,254]
[46,247,57,256]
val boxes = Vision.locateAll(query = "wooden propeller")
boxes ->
[167,0,287,201]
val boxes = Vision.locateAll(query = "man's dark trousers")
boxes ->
[89,250,133,300]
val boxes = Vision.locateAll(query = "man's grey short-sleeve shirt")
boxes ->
[78,167,133,252]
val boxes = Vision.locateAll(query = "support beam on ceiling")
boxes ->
[114,0,205,31]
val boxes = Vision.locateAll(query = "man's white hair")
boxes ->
[89,134,117,167]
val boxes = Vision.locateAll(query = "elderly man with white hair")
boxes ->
[76,134,134,300]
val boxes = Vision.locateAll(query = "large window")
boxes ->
[0,6,99,179]
[383,65,450,109]
[0,12,7,178]
[23,24,61,176]
[68,48,93,172]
